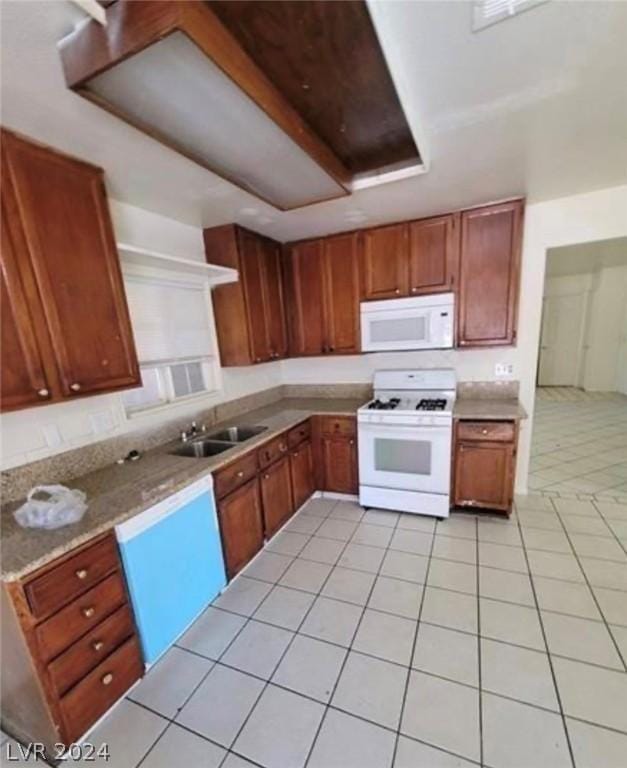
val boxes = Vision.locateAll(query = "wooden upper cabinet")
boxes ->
[322,232,360,354]
[409,213,459,295]
[361,222,409,300]
[260,238,288,359]
[204,224,287,366]
[238,228,271,364]
[284,232,360,356]
[283,239,326,356]
[457,200,523,347]
[1,199,52,410]
[0,130,140,411]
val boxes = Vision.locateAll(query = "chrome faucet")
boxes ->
[180,421,206,442]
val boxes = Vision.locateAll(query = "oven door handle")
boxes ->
[358,422,451,434]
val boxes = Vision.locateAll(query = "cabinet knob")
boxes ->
[37,388,49,397]
[101,673,114,686]
[481,429,488,435]
[264,474,269,480]
[92,640,104,652]
[236,471,244,478]
[350,440,355,445]
[395,288,401,294]
[75,568,88,580]
[82,606,95,618]
[293,451,299,457]
[280,443,287,452]
[70,383,81,391]
[411,287,417,293]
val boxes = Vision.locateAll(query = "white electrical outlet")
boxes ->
[495,363,514,378]
[42,424,62,448]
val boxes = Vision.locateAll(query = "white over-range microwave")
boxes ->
[360,293,455,352]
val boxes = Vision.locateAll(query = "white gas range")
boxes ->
[358,369,456,518]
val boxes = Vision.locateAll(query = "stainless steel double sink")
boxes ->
[171,425,267,458]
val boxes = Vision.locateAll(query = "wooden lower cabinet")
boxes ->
[453,420,517,514]
[1,533,142,755]
[217,476,265,578]
[290,441,315,510]
[260,456,294,538]
[321,435,358,494]
[215,421,318,580]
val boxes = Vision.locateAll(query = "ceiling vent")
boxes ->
[473,0,549,32]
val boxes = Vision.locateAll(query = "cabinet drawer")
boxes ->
[47,604,135,697]
[288,420,311,449]
[59,636,143,744]
[319,416,356,437]
[25,535,119,619]
[258,433,289,469]
[214,451,258,499]
[457,421,515,443]
[35,572,127,662]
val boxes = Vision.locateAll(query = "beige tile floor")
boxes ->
[8,493,626,767]
[529,388,627,501]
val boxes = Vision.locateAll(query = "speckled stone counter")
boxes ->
[453,398,527,421]
[1,397,363,581]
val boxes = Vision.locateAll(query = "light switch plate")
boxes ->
[495,363,514,378]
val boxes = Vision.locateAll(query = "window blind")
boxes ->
[124,276,213,363]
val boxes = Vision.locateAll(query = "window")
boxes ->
[121,271,220,415]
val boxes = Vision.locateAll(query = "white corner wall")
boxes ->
[0,201,281,470]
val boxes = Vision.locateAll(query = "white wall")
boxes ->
[515,184,627,492]
[0,202,280,470]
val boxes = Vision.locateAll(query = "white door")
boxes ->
[538,294,586,386]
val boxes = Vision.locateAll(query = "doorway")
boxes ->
[529,237,627,498]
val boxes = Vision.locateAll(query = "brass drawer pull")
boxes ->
[37,388,49,397]
[82,606,95,619]
[92,640,104,652]
[101,673,113,686]
[75,569,88,580]
[279,443,287,452]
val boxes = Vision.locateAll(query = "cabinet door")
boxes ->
[322,436,358,494]
[457,200,523,347]
[261,239,288,360]
[361,223,409,300]
[204,224,253,366]
[239,229,271,363]
[217,477,264,578]
[454,441,514,512]
[260,456,294,538]
[283,239,326,356]
[322,232,360,354]
[3,131,139,397]
[290,441,315,510]
[409,213,459,295]
[1,197,53,411]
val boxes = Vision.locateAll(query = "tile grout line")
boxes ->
[551,501,627,674]
[515,498,577,768]
[301,506,408,768]
[389,511,441,768]
[475,516,485,768]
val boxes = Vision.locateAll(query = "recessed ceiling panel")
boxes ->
[209,0,421,175]
[86,31,346,210]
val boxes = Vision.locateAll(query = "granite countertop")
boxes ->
[1,397,364,581]
[453,398,527,421]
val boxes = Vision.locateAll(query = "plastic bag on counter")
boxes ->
[13,485,87,530]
